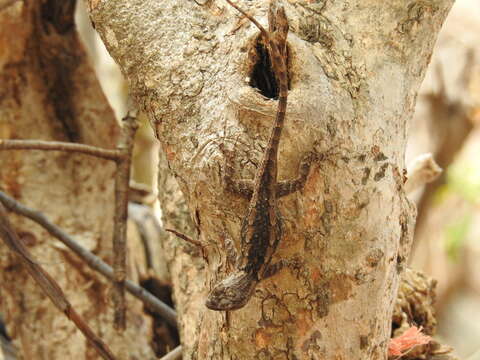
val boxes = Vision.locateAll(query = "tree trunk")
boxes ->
[89,0,454,359]
[0,1,154,359]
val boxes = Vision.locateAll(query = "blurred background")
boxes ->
[73,0,480,358]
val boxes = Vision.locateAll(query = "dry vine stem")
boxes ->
[0,113,138,331]
[0,203,117,360]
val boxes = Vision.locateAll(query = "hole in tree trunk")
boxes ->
[249,40,289,100]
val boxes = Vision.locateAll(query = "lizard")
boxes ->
[205,0,318,311]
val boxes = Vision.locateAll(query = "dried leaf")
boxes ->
[388,326,431,357]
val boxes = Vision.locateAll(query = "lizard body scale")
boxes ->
[206,0,315,311]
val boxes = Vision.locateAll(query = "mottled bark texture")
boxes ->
[88,0,453,359]
[0,1,153,359]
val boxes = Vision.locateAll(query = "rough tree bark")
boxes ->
[0,1,154,359]
[88,0,454,359]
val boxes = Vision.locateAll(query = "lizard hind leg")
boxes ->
[276,152,319,198]
[224,172,254,200]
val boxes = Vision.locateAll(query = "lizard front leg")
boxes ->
[225,152,320,199]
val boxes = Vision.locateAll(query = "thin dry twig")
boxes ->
[165,228,209,263]
[159,345,182,360]
[224,0,269,37]
[0,139,121,161]
[165,228,203,248]
[0,190,178,328]
[113,113,138,330]
[0,203,117,360]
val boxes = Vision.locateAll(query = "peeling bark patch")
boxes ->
[373,163,389,181]
[301,330,322,353]
[361,167,370,185]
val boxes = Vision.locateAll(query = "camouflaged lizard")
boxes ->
[205,0,317,311]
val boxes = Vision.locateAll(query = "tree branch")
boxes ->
[0,190,178,328]
[0,139,121,161]
[113,113,138,330]
[1,113,140,331]
[0,203,117,360]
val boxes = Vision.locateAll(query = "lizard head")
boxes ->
[205,271,257,311]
